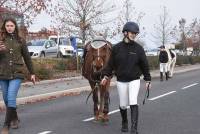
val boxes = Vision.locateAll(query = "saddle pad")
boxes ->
[91,40,106,49]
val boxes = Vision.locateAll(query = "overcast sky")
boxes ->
[28,0,200,48]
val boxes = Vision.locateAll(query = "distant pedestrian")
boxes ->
[0,18,35,134]
[159,45,169,81]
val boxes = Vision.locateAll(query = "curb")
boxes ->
[22,76,83,86]
[0,82,116,111]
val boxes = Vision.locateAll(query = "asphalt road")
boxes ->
[0,70,200,134]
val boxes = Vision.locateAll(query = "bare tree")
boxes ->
[187,19,200,55]
[0,0,51,26]
[120,0,145,24]
[48,0,115,45]
[108,0,145,42]
[0,0,7,6]
[171,18,197,54]
[178,18,188,51]
[152,6,173,47]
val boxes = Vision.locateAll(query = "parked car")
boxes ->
[145,49,159,56]
[27,39,58,58]
[49,35,74,57]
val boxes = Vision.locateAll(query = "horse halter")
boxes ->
[90,44,108,83]
[92,48,105,72]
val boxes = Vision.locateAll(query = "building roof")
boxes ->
[0,7,22,16]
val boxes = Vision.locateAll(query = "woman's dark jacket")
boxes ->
[0,34,34,80]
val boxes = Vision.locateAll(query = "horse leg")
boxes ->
[98,87,105,121]
[92,88,99,121]
[102,80,111,122]
[101,90,109,122]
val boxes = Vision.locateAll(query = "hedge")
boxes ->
[23,56,200,80]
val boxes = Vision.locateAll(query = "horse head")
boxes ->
[91,45,108,72]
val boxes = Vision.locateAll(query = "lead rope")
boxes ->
[143,83,150,105]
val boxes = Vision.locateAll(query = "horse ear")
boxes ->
[85,41,92,51]
[103,44,107,49]
[106,42,112,50]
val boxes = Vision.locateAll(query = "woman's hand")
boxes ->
[145,82,151,90]
[31,75,36,85]
[0,43,7,51]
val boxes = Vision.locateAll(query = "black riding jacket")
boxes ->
[102,40,151,82]
[159,51,169,63]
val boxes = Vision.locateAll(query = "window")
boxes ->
[45,41,51,48]
[50,41,57,47]
[50,38,58,44]
[59,37,70,46]
[29,40,45,46]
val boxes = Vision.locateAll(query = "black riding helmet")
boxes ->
[122,21,140,34]
[159,45,165,49]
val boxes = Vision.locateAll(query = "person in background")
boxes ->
[0,18,36,134]
[159,45,169,81]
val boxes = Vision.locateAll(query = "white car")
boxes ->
[146,49,159,56]
[27,39,58,58]
[49,35,74,57]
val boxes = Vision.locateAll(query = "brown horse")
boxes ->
[82,39,112,122]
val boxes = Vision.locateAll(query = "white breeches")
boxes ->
[160,63,168,73]
[117,79,140,109]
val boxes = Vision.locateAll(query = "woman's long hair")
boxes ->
[0,18,22,43]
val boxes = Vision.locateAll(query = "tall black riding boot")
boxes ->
[165,72,169,81]
[130,105,139,134]
[120,107,128,132]
[160,72,163,81]
[1,107,15,134]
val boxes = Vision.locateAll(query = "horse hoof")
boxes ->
[102,118,109,122]
[94,115,100,122]
[102,115,109,122]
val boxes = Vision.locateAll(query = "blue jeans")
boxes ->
[0,79,22,108]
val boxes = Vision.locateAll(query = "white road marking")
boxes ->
[83,117,95,122]
[148,91,177,101]
[38,131,52,134]
[83,106,131,122]
[181,83,198,90]
[83,109,121,122]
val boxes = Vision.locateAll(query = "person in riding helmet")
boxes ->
[159,45,169,81]
[101,21,151,134]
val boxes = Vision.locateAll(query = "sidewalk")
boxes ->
[0,64,200,109]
